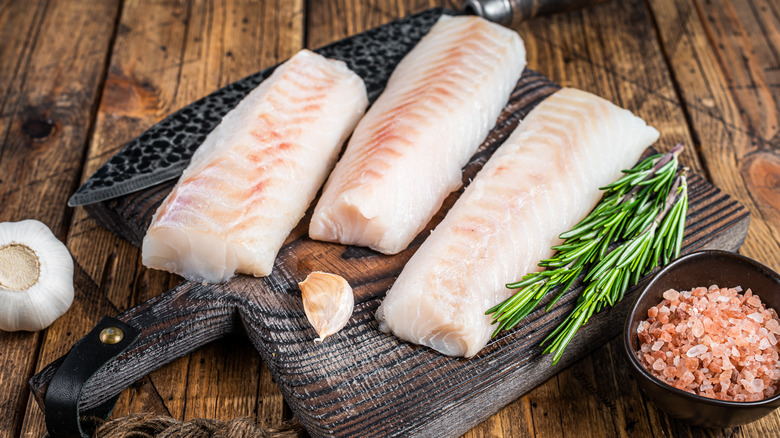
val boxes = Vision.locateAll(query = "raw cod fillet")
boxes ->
[309,15,526,255]
[142,50,368,283]
[376,88,661,357]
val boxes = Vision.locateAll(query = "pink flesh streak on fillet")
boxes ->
[142,50,368,283]
[376,88,661,357]
[309,15,527,255]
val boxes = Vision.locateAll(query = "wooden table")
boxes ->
[1,0,778,436]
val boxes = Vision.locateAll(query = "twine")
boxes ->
[92,414,303,438]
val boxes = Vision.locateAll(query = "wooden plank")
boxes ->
[645,0,780,433]
[306,0,459,48]
[689,0,780,269]
[258,360,286,429]
[0,0,47,124]
[521,379,565,438]
[0,1,120,437]
[18,0,304,436]
[181,336,260,421]
[0,0,119,226]
[0,4,49,436]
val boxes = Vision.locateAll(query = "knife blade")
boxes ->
[68,8,447,206]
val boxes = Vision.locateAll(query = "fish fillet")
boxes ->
[142,50,368,283]
[376,88,661,357]
[309,15,526,255]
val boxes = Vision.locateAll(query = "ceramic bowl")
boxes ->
[623,250,780,428]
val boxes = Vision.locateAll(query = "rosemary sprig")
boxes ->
[486,144,689,364]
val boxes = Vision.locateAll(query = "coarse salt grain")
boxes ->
[767,319,780,334]
[664,289,680,301]
[687,344,708,357]
[692,319,705,337]
[636,285,780,402]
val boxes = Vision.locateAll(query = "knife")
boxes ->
[69,0,604,207]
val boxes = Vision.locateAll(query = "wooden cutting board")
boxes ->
[31,9,750,438]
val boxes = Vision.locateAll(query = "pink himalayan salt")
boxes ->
[636,285,780,402]
[768,319,780,334]
[687,344,708,357]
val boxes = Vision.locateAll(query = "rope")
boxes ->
[92,414,303,438]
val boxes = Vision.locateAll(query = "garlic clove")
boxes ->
[0,220,74,332]
[299,271,354,342]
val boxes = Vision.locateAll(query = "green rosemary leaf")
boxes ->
[674,188,688,256]
[558,239,601,263]
[506,273,543,289]
[559,217,606,240]
[545,270,581,311]
[617,268,631,302]
[617,231,653,269]
[583,244,622,282]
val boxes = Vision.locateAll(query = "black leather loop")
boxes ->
[44,316,140,438]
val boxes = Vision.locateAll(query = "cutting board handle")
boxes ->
[28,279,241,436]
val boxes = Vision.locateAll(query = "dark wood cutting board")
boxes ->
[31,14,750,438]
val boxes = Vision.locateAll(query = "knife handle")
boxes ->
[463,0,607,24]
[28,275,240,437]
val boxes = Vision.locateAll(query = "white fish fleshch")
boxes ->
[143,50,368,283]
[376,88,661,357]
[309,15,527,255]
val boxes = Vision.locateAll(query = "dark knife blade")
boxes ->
[69,8,448,206]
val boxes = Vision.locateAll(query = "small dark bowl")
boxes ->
[623,250,780,428]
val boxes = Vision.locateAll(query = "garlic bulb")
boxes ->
[0,220,74,331]
[299,271,354,342]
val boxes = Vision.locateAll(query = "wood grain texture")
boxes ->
[4,0,780,436]
[30,64,750,437]
[0,1,121,437]
[641,0,780,435]
[305,0,458,48]
[653,0,780,272]
[17,1,304,436]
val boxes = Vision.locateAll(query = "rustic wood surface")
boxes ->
[25,60,749,437]
[0,0,778,437]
